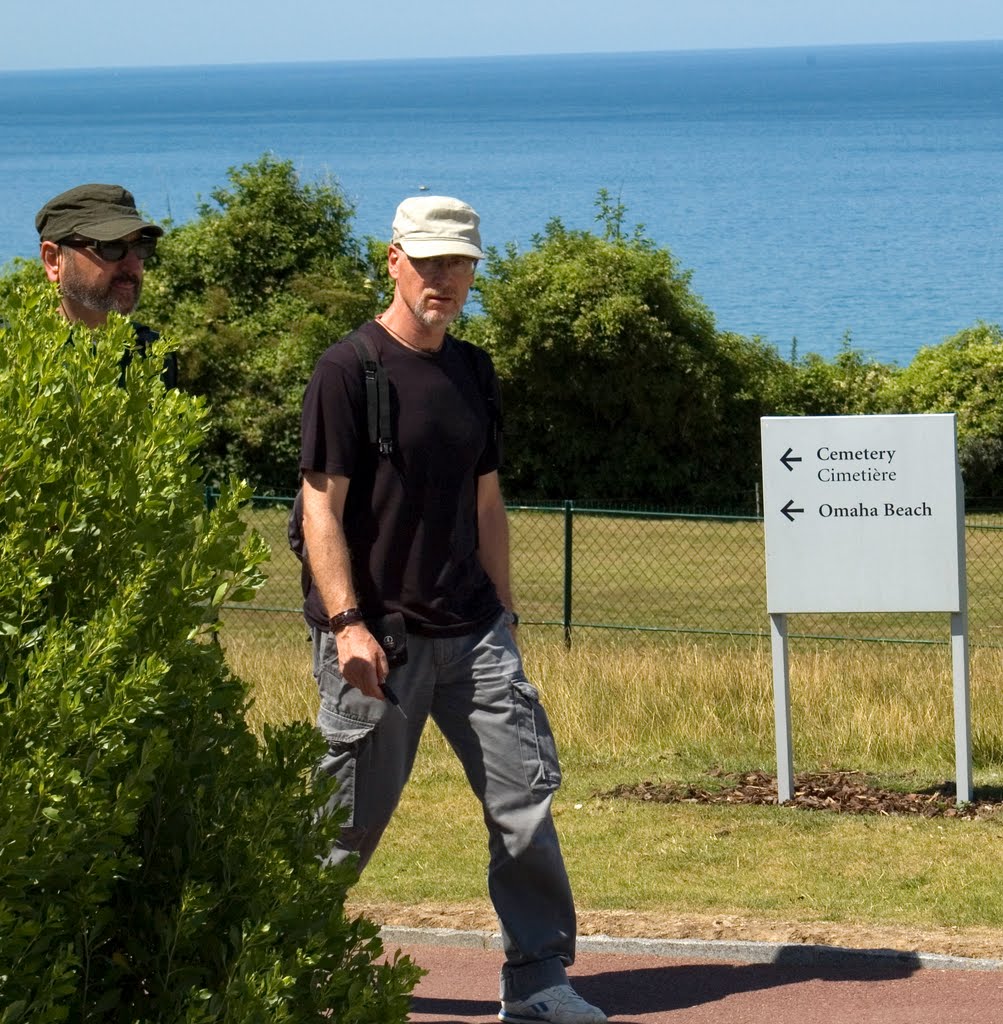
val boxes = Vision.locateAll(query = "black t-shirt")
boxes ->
[299,321,503,636]
[129,323,178,390]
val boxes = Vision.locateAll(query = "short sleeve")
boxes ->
[300,347,364,477]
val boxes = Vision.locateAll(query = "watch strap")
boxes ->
[329,607,365,633]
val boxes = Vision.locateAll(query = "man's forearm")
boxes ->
[301,471,388,697]
[301,472,358,619]
[477,473,515,612]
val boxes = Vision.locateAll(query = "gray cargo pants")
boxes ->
[312,613,577,1000]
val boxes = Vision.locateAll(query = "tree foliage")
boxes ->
[7,159,1003,502]
[142,155,382,488]
[465,193,785,506]
[883,322,1003,495]
[775,334,898,417]
[0,257,46,311]
[0,282,421,1022]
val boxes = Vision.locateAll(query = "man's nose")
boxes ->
[121,248,145,274]
[424,262,450,283]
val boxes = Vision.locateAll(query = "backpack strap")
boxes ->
[347,332,393,456]
[289,328,392,572]
[457,339,503,464]
[350,326,499,461]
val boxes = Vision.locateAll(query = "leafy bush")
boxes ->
[776,334,898,417]
[0,257,46,313]
[0,283,421,1022]
[142,155,382,489]
[884,322,1003,495]
[14,160,1002,505]
[466,193,779,507]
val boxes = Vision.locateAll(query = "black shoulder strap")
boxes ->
[457,339,503,459]
[289,327,392,575]
[342,328,498,460]
[346,332,392,457]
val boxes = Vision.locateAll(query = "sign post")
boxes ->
[760,414,970,804]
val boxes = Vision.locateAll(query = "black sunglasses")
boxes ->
[59,234,158,263]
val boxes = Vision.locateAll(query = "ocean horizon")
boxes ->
[2,40,1001,364]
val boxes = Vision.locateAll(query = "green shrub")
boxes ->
[0,283,421,1022]
[142,155,382,489]
[0,258,46,311]
[466,193,767,507]
[882,322,1003,496]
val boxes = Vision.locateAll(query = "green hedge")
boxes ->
[0,283,421,1023]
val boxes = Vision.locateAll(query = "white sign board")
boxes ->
[761,414,961,613]
[761,413,971,805]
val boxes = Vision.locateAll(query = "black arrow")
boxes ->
[780,447,802,472]
[781,500,804,522]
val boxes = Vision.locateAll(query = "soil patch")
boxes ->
[350,900,1003,962]
[600,769,1003,819]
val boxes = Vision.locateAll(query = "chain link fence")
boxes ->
[216,491,1003,649]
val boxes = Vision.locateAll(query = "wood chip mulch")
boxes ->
[600,769,1003,819]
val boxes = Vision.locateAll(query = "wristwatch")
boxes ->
[329,607,365,633]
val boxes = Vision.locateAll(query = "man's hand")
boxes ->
[335,621,389,699]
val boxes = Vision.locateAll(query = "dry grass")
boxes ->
[227,628,1003,940]
[503,634,1003,781]
[218,503,1003,946]
[223,633,316,734]
[230,629,1003,781]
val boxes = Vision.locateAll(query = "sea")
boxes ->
[2,40,1002,365]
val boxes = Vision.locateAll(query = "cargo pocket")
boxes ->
[316,696,383,748]
[315,678,385,832]
[511,678,562,795]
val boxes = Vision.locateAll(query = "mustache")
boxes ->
[112,272,141,287]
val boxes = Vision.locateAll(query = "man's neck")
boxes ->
[376,308,446,354]
[59,298,108,330]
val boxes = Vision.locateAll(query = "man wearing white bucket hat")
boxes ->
[297,195,607,1024]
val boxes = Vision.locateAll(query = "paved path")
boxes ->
[381,928,1003,1024]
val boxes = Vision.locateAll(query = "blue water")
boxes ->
[2,41,1002,364]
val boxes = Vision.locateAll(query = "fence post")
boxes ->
[563,500,574,648]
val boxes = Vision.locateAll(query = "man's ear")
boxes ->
[387,244,403,281]
[40,241,61,283]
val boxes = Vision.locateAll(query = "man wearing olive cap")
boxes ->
[35,183,176,387]
[297,196,608,1024]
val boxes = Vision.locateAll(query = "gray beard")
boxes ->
[413,298,459,330]
[61,272,141,318]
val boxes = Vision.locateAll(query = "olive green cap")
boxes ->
[35,183,163,242]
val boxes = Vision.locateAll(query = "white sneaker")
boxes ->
[499,983,608,1024]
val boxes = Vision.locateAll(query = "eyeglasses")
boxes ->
[59,234,158,262]
[401,251,478,276]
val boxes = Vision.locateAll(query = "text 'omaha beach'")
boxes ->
[820,501,932,518]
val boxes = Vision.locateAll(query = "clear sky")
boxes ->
[5,0,1003,71]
